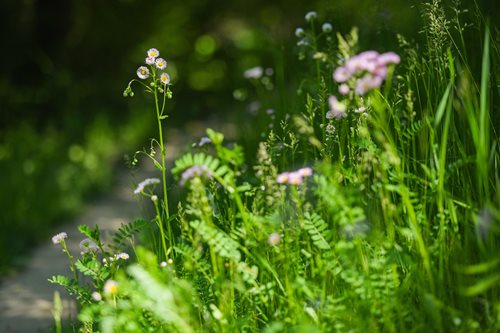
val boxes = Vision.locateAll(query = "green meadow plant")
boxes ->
[50,2,499,332]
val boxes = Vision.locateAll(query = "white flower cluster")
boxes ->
[134,178,161,194]
[52,232,68,245]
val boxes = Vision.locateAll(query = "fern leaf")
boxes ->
[303,212,331,250]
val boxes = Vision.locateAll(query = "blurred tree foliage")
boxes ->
[0,0,496,127]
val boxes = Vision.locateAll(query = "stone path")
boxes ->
[0,121,236,332]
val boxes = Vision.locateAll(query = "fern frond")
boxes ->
[303,212,331,250]
[190,220,241,262]
[112,218,147,250]
[48,275,92,303]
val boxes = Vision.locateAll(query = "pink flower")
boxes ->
[338,84,350,95]
[268,233,281,246]
[277,167,313,185]
[377,52,401,66]
[297,167,313,177]
[355,75,383,95]
[277,172,290,184]
[333,66,351,83]
[327,96,347,118]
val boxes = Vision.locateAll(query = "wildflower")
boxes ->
[265,68,274,76]
[115,252,129,260]
[332,50,400,96]
[151,195,158,202]
[167,258,174,264]
[147,48,160,59]
[295,27,305,38]
[377,52,401,66]
[268,233,281,246]
[160,72,170,85]
[79,238,98,253]
[354,106,367,113]
[160,261,167,267]
[333,66,351,83]
[277,167,313,185]
[180,165,213,185]
[355,75,383,96]
[338,84,350,95]
[244,66,263,79]
[137,66,150,79]
[298,167,313,177]
[305,11,317,22]
[92,291,102,301]
[134,178,160,194]
[288,172,304,185]
[266,108,275,115]
[155,57,167,70]
[276,172,290,184]
[326,124,336,134]
[52,232,68,245]
[322,22,333,33]
[145,56,155,65]
[198,136,212,147]
[103,280,118,295]
[327,96,347,119]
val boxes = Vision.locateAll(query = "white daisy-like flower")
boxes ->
[115,252,129,260]
[295,27,305,38]
[79,238,98,253]
[155,58,167,70]
[268,233,281,246]
[326,124,336,134]
[160,72,170,85]
[305,11,317,22]
[322,22,333,33]
[147,48,160,59]
[103,280,118,295]
[92,291,102,301]
[134,178,161,194]
[145,56,155,65]
[52,232,68,245]
[137,66,150,79]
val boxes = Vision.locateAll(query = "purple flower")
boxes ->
[377,52,401,66]
[180,165,213,185]
[134,178,160,194]
[355,75,383,96]
[332,50,400,96]
[333,66,351,83]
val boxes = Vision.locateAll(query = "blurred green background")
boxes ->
[0,0,497,274]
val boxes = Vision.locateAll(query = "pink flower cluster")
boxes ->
[333,51,400,95]
[326,96,347,119]
[277,167,313,185]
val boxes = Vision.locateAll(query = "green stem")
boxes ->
[153,85,174,255]
[61,241,78,283]
[153,198,169,261]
